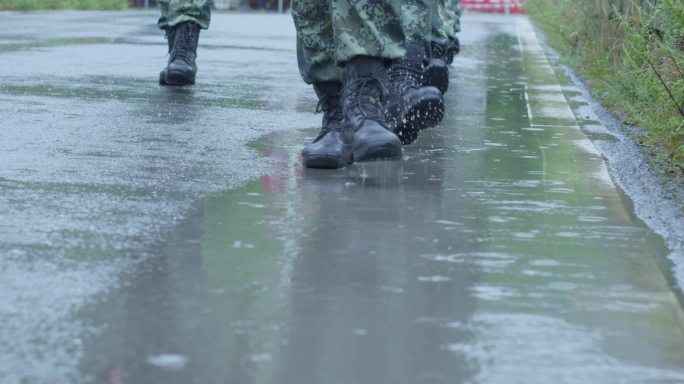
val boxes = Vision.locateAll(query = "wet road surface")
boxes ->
[1,10,684,384]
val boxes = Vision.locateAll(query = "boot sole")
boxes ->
[395,96,445,145]
[160,70,196,86]
[303,152,350,169]
[302,144,352,169]
[353,139,402,162]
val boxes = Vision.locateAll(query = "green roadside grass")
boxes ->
[0,0,128,10]
[526,0,684,176]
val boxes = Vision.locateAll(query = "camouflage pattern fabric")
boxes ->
[293,0,339,84]
[293,0,410,84]
[432,0,460,42]
[333,0,406,62]
[451,0,462,33]
[158,0,212,30]
[401,0,434,49]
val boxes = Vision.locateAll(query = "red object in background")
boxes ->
[461,0,525,13]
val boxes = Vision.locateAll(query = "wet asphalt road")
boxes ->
[1,10,684,384]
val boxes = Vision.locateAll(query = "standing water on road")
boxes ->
[1,11,683,384]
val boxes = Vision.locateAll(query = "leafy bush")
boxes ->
[527,0,684,172]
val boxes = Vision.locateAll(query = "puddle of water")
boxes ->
[79,117,485,383]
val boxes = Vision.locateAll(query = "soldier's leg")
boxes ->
[430,0,460,66]
[451,0,461,34]
[157,0,211,30]
[422,0,451,93]
[299,0,437,165]
[433,0,461,38]
[298,0,410,165]
[329,0,407,161]
[293,0,348,168]
[400,0,434,52]
[389,0,445,144]
[157,0,211,86]
[292,0,339,85]
[432,0,450,46]
[443,0,461,63]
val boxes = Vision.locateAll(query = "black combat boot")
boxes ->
[160,22,200,86]
[446,36,460,65]
[424,40,450,94]
[340,56,402,162]
[387,42,444,145]
[302,81,350,169]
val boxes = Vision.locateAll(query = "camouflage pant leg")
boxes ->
[400,0,434,48]
[292,0,340,84]
[158,0,212,30]
[432,0,460,41]
[332,0,406,64]
[452,0,461,33]
[292,0,407,84]
[431,0,449,44]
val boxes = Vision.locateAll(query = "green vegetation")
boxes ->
[526,0,684,174]
[0,0,128,10]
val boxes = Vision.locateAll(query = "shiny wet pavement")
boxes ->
[1,11,683,384]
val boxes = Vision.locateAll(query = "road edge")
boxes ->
[521,16,684,293]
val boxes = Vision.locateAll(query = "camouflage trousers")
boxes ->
[293,0,460,84]
[292,0,419,84]
[432,0,460,43]
[157,0,212,30]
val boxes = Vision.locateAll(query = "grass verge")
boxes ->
[0,0,128,10]
[526,0,684,176]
